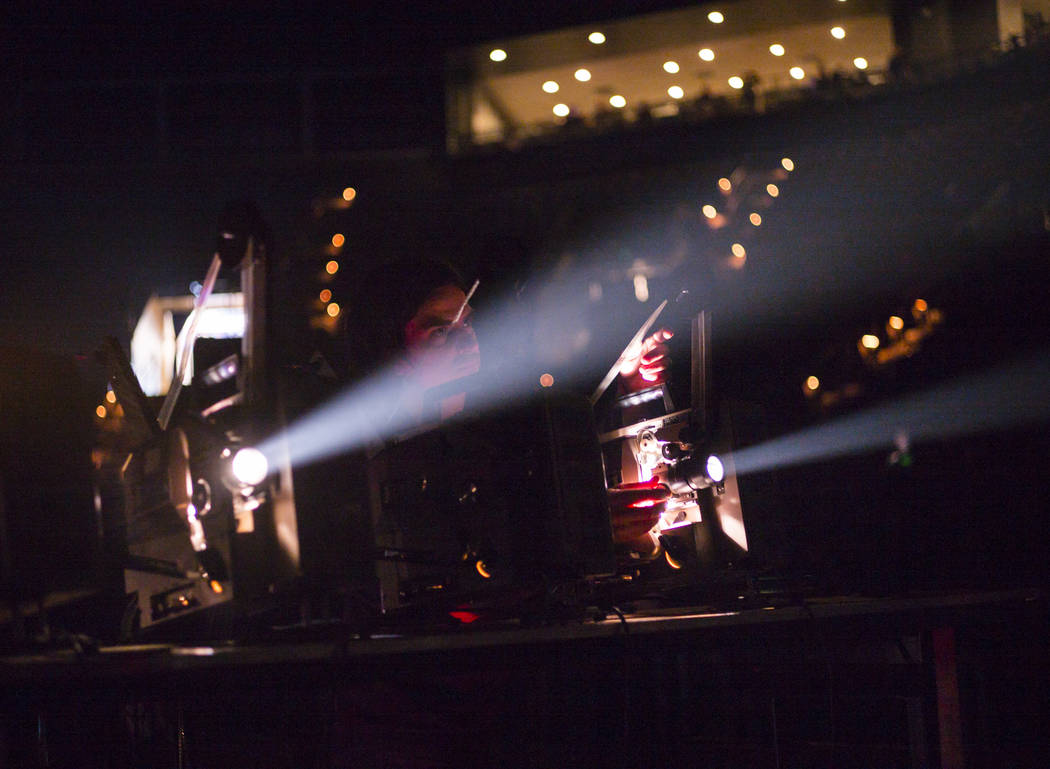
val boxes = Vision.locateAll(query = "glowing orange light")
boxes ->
[95,405,107,418]
[888,315,904,330]
[665,550,683,569]
[781,157,795,171]
[105,390,117,404]
[702,204,717,219]
[861,334,880,349]
[539,373,554,387]
[342,187,356,202]
[325,260,339,275]
[630,499,658,508]
[319,289,332,303]
[914,299,928,312]
[209,580,224,593]
[767,183,780,197]
[475,560,492,579]
[749,212,762,226]
[331,233,345,248]
[326,302,341,317]
[805,376,820,391]
[731,243,746,258]
[718,177,731,192]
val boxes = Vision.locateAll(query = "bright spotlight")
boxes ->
[698,48,715,61]
[668,85,685,99]
[542,80,559,93]
[489,49,507,62]
[663,60,680,74]
[854,57,868,70]
[861,334,880,350]
[769,43,785,56]
[553,103,570,117]
[706,455,725,484]
[702,204,717,218]
[589,31,606,44]
[781,157,795,171]
[574,68,591,82]
[231,448,268,487]
[789,67,806,80]
[728,76,744,89]
[609,94,627,109]
[830,26,846,39]
[708,11,724,23]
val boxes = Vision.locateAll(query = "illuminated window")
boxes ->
[702,204,717,218]
[331,233,345,248]
[325,260,339,275]
[769,43,785,56]
[633,274,650,302]
[553,103,570,117]
[668,85,684,99]
[789,67,805,80]
[831,26,846,39]
[708,11,724,23]
[489,49,507,62]
[574,68,591,82]
[728,76,744,89]
[698,48,715,61]
[542,80,559,93]
[609,94,626,108]
[588,31,606,44]
[663,60,680,74]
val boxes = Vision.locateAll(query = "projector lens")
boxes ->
[231,447,268,486]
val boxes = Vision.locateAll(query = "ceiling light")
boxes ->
[489,49,507,62]
[769,43,785,56]
[831,26,846,39]
[542,80,559,93]
[574,68,591,82]
[728,76,744,89]
[668,85,684,99]
[588,31,606,44]
[698,48,715,61]
[663,60,680,74]
[708,11,724,23]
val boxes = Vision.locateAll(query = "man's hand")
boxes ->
[619,328,673,393]
[607,479,671,544]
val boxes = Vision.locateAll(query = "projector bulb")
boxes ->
[231,447,268,487]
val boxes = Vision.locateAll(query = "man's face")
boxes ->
[402,284,480,390]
